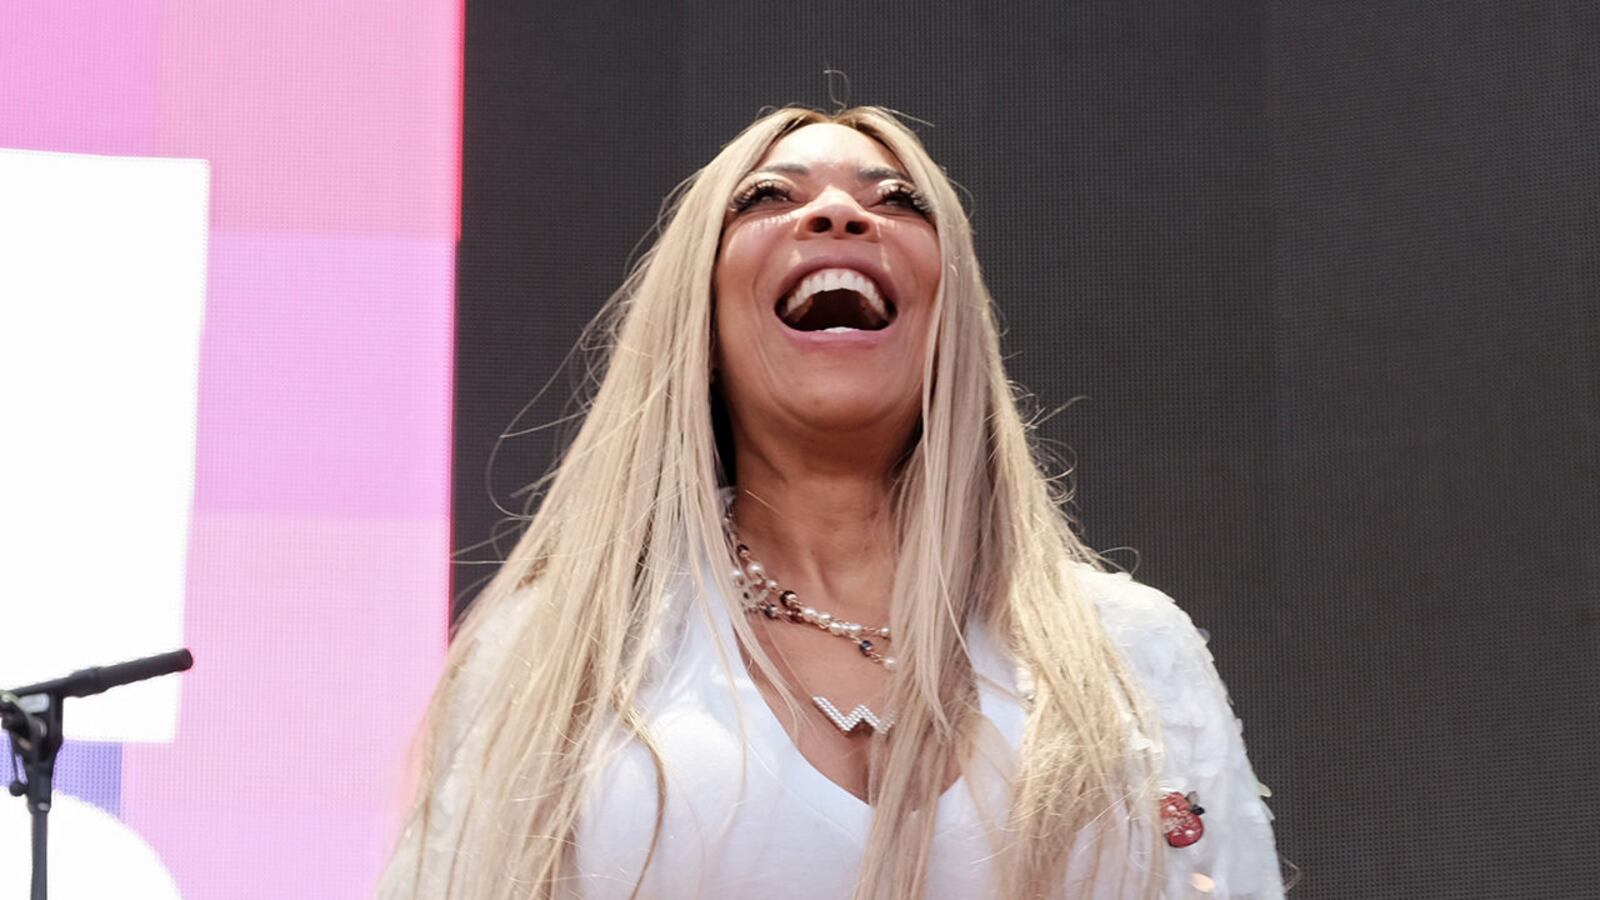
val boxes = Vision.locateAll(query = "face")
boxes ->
[713,123,942,449]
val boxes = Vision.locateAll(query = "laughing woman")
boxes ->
[380,107,1283,899]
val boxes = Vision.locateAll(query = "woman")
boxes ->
[381,106,1283,899]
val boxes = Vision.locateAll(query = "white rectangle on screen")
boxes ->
[0,148,208,742]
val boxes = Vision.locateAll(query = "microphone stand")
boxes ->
[2,649,194,900]
[2,688,61,900]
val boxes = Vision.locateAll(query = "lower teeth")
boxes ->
[820,326,858,333]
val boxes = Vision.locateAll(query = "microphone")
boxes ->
[3,648,194,900]
[6,648,194,700]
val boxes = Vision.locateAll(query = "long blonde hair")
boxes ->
[390,106,1165,899]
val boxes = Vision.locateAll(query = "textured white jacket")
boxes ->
[380,564,1284,898]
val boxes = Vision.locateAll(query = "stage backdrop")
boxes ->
[1,2,458,897]
[452,2,1598,899]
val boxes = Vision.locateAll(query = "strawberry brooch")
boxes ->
[1159,791,1206,848]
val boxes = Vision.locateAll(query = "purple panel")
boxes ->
[154,0,460,235]
[0,2,159,154]
[191,232,454,518]
[52,741,123,819]
[121,512,449,899]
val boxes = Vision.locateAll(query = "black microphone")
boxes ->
[7,648,194,700]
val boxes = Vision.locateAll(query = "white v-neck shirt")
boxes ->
[381,565,1284,899]
[570,572,1035,898]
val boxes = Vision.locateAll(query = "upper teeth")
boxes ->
[782,267,888,322]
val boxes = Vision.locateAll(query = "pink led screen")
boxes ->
[1,2,460,896]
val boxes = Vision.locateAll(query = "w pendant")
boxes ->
[812,696,894,734]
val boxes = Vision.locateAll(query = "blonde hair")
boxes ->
[389,106,1165,899]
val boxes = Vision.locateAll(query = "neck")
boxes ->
[728,428,903,622]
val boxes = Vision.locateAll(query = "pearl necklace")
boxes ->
[729,540,898,672]
[725,516,897,734]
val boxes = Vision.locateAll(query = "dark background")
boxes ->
[452,2,1599,897]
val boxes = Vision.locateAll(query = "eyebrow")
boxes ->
[745,162,913,183]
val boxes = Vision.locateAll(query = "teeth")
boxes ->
[781,267,888,322]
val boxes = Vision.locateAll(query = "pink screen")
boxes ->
[1,2,459,895]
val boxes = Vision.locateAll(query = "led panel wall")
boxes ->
[0,3,460,896]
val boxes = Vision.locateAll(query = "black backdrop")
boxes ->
[451,3,1599,897]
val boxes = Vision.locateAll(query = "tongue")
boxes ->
[783,289,885,332]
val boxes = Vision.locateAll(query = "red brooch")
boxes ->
[1159,791,1205,848]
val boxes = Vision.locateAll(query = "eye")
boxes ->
[879,181,933,219]
[730,179,791,213]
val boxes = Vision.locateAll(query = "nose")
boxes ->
[796,189,877,239]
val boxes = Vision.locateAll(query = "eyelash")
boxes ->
[728,179,933,219]
[879,181,934,218]
[729,179,789,212]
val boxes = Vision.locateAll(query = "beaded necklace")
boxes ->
[729,540,899,672]
[724,511,897,733]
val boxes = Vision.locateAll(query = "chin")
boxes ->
[784,382,918,435]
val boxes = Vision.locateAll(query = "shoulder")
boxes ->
[1071,564,1212,689]
[453,583,543,695]
[1070,564,1239,773]
[378,583,542,898]
[1070,565,1231,769]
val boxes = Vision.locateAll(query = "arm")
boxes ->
[1154,606,1283,898]
[1081,568,1284,899]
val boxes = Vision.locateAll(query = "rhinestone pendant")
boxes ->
[812,696,894,734]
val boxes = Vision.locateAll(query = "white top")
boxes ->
[381,565,1284,899]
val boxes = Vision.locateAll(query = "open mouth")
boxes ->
[774,267,897,333]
